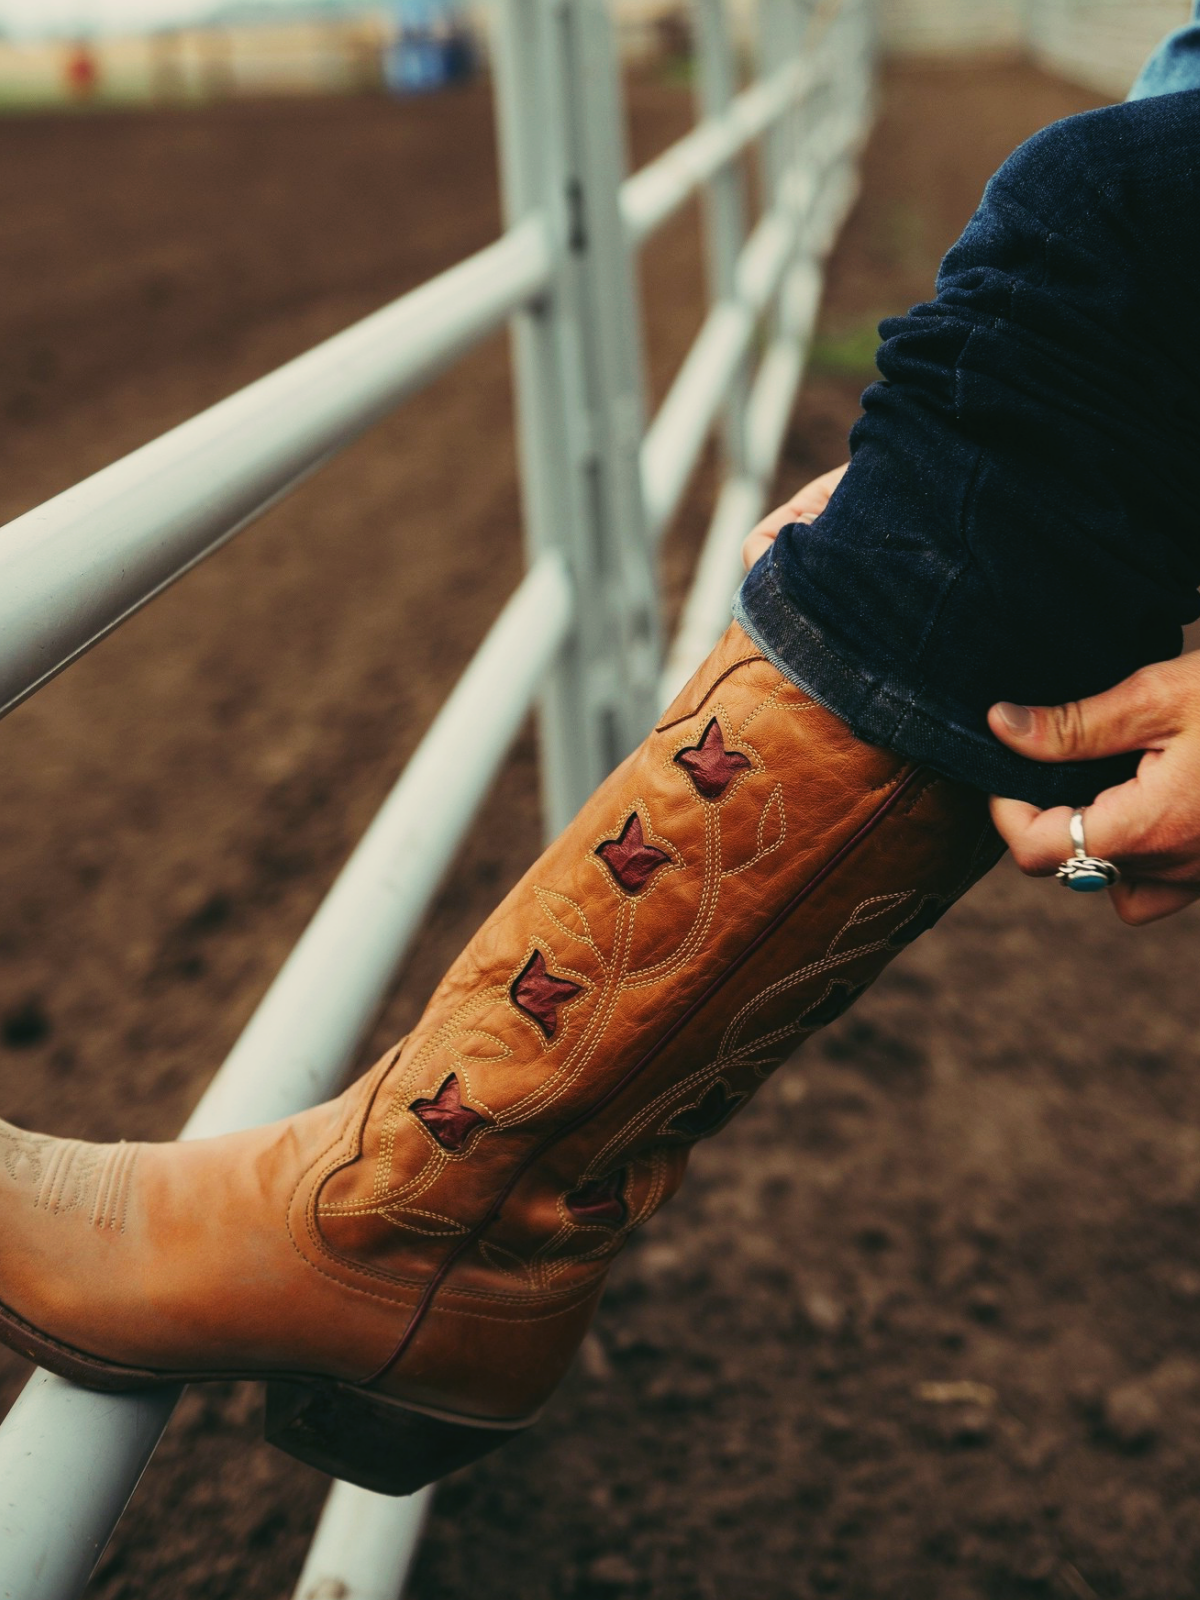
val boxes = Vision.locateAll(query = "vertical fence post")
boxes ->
[759,0,823,243]
[690,0,751,482]
[556,0,662,760]
[490,0,660,837]
[490,0,591,836]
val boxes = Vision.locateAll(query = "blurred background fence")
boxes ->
[0,0,1190,108]
[881,0,1191,94]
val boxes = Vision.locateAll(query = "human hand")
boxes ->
[988,654,1200,925]
[741,463,848,573]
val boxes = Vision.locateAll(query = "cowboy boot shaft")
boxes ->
[295,626,1000,1415]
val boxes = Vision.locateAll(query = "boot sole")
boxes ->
[0,1296,531,1495]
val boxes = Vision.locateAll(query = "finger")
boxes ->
[988,666,1178,764]
[742,508,818,572]
[993,768,1196,886]
[992,772,1161,875]
[784,462,848,519]
[988,797,1074,876]
[742,528,776,572]
[1108,879,1200,926]
[988,794,1040,846]
[745,505,812,547]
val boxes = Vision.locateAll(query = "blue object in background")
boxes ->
[385,0,476,94]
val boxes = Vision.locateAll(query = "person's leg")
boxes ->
[0,625,999,1493]
[737,87,1200,813]
[1128,2,1200,100]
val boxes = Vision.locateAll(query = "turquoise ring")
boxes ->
[1056,807,1120,893]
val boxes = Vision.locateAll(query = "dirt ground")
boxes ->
[2,54,1198,1600]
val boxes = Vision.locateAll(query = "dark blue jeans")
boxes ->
[735,30,1200,809]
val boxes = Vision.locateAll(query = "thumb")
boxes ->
[988,670,1173,764]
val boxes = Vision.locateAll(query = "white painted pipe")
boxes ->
[0,1377,178,1600]
[0,215,553,723]
[745,261,823,484]
[621,55,818,244]
[641,300,754,541]
[660,474,765,707]
[640,202,799,542]
[658,200,853,703]
[291,1483,433,1600]
[640,119,858,546]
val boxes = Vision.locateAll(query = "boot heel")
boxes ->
[263,1379,529,1495]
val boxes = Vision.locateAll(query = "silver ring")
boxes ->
[1056,805,1120,893]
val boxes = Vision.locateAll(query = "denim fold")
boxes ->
[735,85,1200,807]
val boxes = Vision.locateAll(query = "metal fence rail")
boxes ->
[0,218,554,724]
[0,0,875,1594]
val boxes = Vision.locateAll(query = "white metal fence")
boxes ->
[0,0,874,1593]
[1028,0,1191,97]
[879,0,1192,96]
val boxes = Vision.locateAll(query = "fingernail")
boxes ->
[995,702,1034,735]
[796,512,817,524]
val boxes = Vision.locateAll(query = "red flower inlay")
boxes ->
[674,718,751,799]
[510,950,584,1039]
[410,1073,488,1152]
[565,1169,627,1226]
[595,813,671,893]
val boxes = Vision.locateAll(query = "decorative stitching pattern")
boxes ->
[0,1126,138,1233]
[654,650,766,733]
[90,1143,137,1232]
[378,1205,470,1239]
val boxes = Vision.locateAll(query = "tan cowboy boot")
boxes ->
[0,624,1001,1493]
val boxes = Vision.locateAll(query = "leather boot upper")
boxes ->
[0,626,1000,1422]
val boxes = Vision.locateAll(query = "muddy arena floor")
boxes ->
[1,55,1199,1600]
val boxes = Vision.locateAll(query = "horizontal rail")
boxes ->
[639,144,835,541]
[621,55,817,245]
[659,474,764,706]
[642,300,754,541]
[0,553,574,1597]
[745,260,823,482]
[0,213,554,725]
[0,48,840,731]
[658,245,844,702]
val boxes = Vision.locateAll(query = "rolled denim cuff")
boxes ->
[733,550,1138,809]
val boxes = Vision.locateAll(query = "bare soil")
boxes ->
[2,57,1197,1600]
